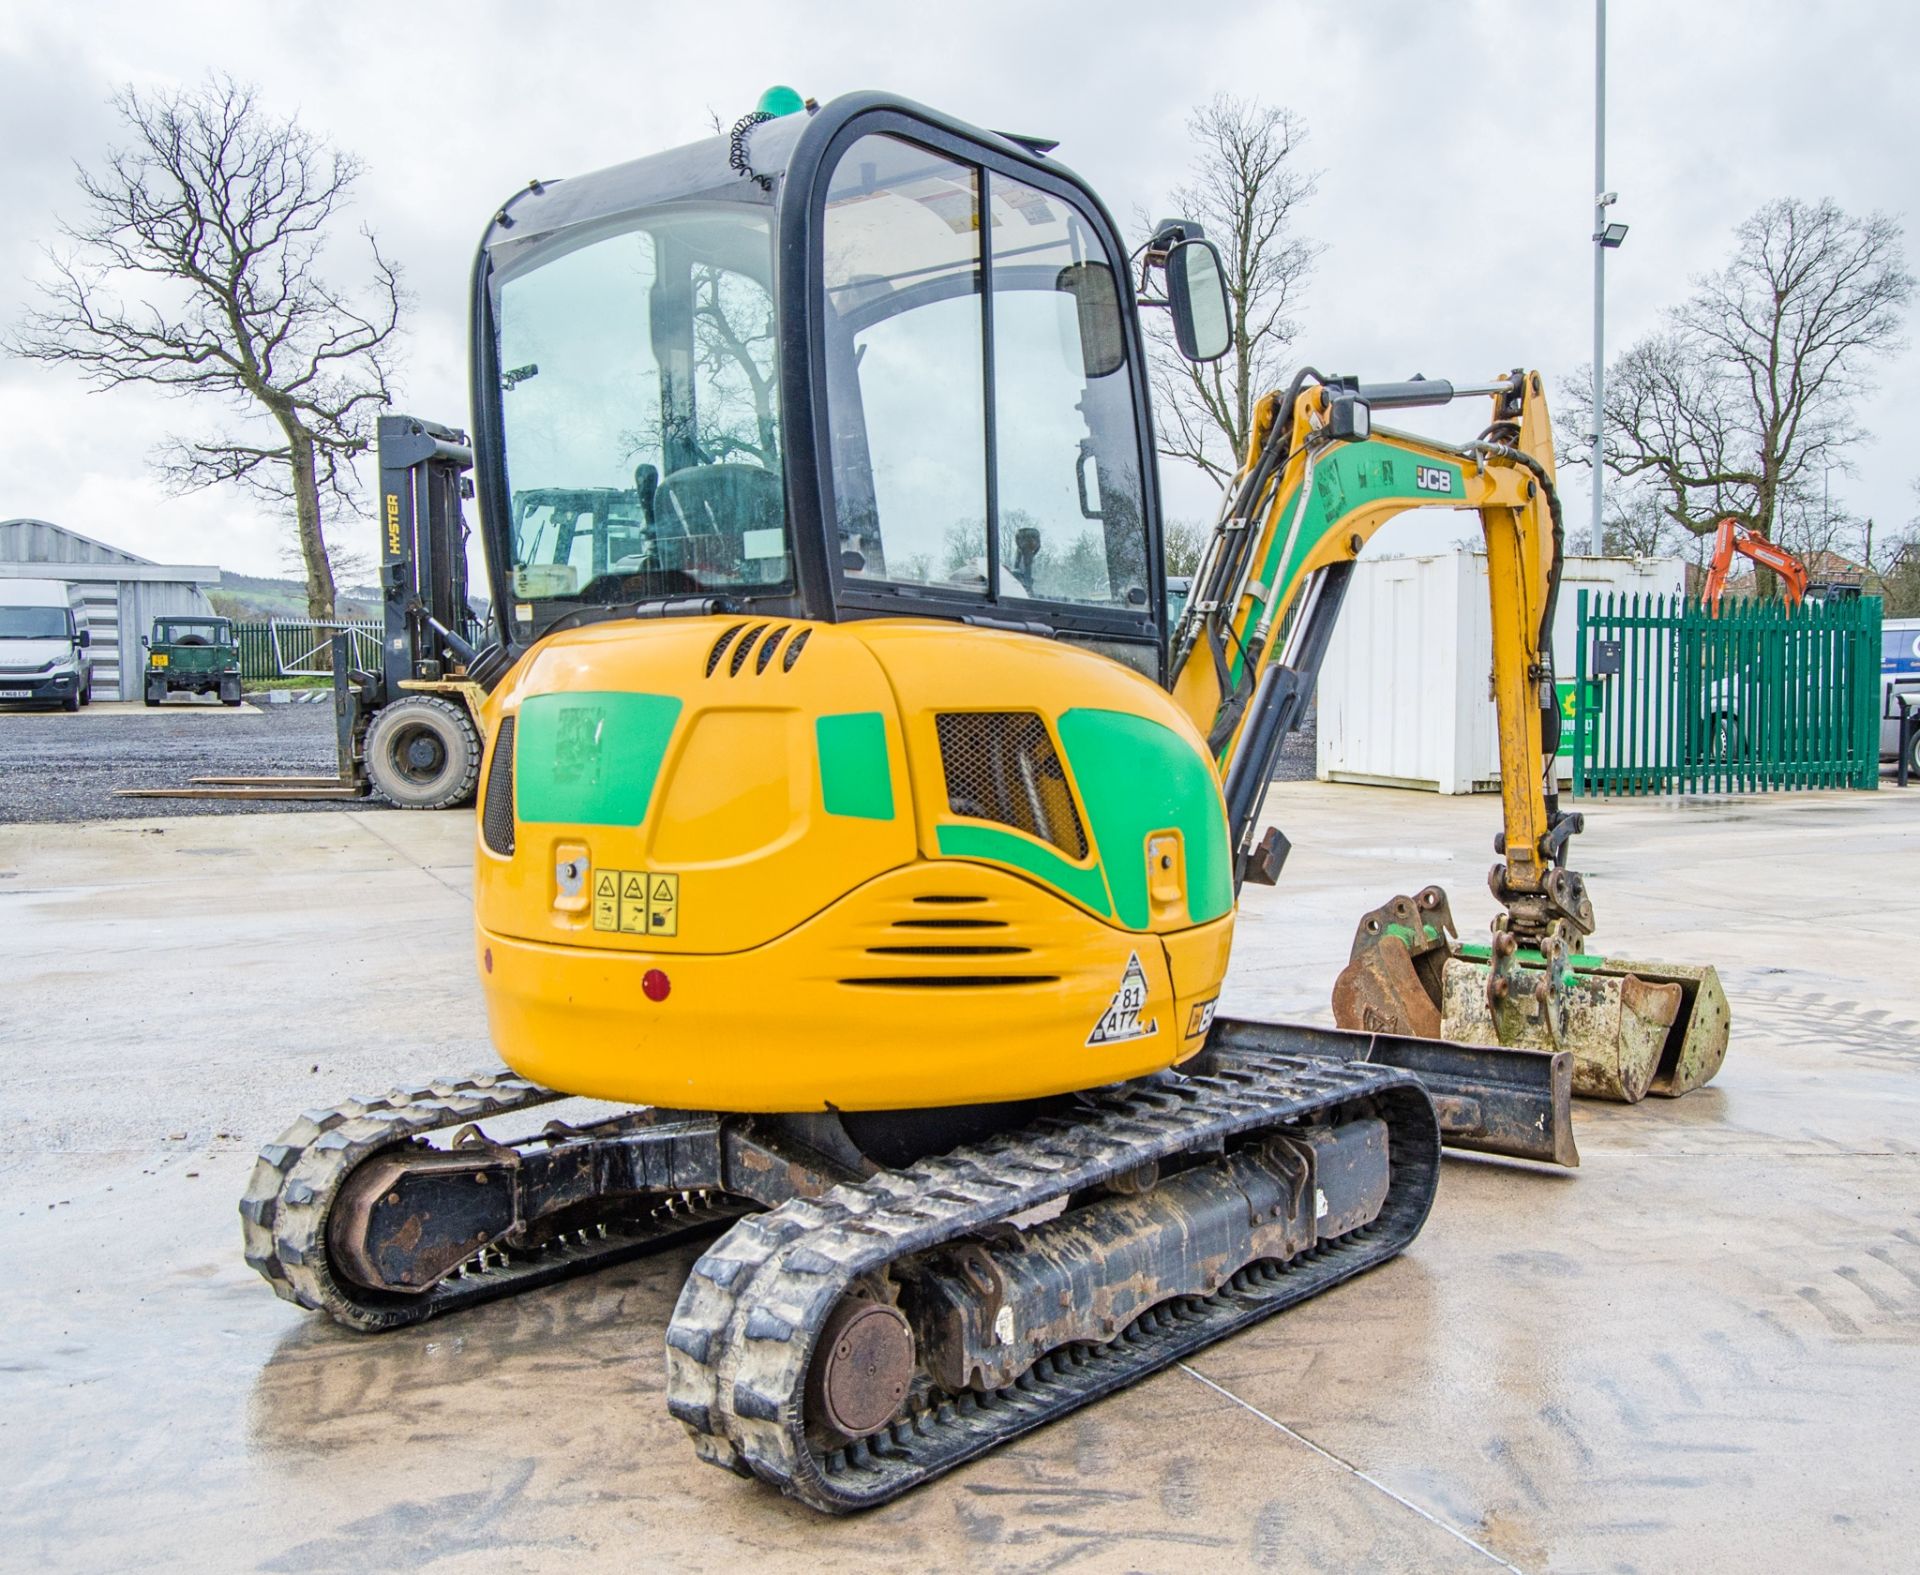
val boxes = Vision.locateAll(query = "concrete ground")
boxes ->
[2,782,1916,1573]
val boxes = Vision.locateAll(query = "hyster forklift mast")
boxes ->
[245,89,1718,1514]
[119,415,499,807]
[353,414,499,809]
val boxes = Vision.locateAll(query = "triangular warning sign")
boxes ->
[652,876,675,901]
[622,874,645,900]
[1086,952,1159,1046]
[595,872,617,898]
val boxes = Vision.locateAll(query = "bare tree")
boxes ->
[1873,480,1920,617]
[1563,198,1911,593]
[7,77,404,618]
[1163,518,1207,576]
[1147,96,1321,484]
[1598,484,1678,558]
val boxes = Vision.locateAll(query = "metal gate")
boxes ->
[1571,590,1882,796]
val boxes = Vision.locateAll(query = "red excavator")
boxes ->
[1702,516,1810,611]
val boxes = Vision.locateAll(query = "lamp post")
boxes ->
[1590,0,1628,555]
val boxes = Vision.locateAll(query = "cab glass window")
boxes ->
[822,132,1148,619]
[987,174,1146,610]
[494,206,789,611]
[823,135,987,590]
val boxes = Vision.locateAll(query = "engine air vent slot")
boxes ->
[912,894,987,905]
[755,625,790,673]
[935,712,1089,859]
[481,717,516,856]
[839,975,1059,989]
[729,623,770,676]
[863,944,1030,957]
[783,628,811,671]
[890,917,1007,930]
[705,622,748,676]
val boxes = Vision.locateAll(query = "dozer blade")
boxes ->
[1444,948,1730,1104]
[1207,1015,1577,1167]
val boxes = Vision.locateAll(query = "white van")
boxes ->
[0,578,93,711]
[1884,618,1920,777]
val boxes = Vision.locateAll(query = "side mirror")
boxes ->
[79,628,92,649]
[1167,237,1232,363]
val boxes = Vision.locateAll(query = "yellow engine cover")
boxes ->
[474,616,1237,1111]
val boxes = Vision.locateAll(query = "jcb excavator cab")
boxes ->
[472,92,1225,677]
[466,93,1252,1112]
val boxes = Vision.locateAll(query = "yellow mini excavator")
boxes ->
[243,90,1726,1512]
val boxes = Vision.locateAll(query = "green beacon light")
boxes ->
[756,85,806,118]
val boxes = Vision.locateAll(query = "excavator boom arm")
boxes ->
[1704,516,1809,609]
[1168,369,1590,946]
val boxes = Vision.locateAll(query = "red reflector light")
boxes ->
[642,968,671,1002]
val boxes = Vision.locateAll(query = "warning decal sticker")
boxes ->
[590,868,681,938]
[1087,951,1159,1046]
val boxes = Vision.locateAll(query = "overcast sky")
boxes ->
[2,0,1915,578]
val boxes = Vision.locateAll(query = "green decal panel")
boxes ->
[515,691,682,826]
[816,711,895,820]
[1056,708,1233,929]
[1228,441,1467,687]
[935,823,1113,918]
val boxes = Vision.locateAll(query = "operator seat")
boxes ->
[653,462,783,573]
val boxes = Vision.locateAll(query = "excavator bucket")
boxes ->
[1332,889,1730,1105]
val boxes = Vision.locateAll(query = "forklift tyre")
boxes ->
[365,695,481,810]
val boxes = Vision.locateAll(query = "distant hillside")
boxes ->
[208,573,380,622]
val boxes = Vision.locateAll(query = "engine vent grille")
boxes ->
[707,621,812,677]
[934,712,1088,859]
[481,716,516,856]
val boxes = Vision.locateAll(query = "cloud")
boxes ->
[1,0,1914,576]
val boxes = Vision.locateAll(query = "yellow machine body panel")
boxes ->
[475,617,1237,1110]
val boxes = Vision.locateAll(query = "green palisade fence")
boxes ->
[1572,590,1882,796]
[233,619,382,680]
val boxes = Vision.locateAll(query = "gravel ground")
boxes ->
[1270,697,1318,781]
[0,699,370,824]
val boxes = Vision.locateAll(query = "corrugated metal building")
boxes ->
[0,519,220,700]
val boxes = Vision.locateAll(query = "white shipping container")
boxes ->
[1315,550,1685,793]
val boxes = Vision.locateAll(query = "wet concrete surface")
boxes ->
[2,784,1916,1572]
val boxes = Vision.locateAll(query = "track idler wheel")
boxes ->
[807,1297,915,1441]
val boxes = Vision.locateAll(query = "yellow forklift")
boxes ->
[244,90,1726,1512]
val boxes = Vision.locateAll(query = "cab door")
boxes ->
[788,108,1165,679]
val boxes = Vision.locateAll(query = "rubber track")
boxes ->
[663,1049,1440,1512]
[239,1069,744,1332]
